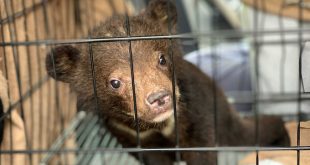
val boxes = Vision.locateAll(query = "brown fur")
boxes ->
[45,0,290,165]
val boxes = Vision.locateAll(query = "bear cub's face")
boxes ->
[104,46,177,123]
[46,0,180,124]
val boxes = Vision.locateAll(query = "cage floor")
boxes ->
[39,112,254,165]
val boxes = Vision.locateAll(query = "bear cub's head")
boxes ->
[46,0,181,125]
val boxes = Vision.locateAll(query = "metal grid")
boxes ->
[0,0,309,165]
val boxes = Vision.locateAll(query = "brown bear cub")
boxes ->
[46,0,290,164]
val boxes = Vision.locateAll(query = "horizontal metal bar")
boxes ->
[0,146,310,155]
[0,28,310,46]
[227,92,310,104]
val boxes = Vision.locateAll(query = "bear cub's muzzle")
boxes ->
[146,90,172,114]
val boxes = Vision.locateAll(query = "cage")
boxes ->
[0,0,309,165]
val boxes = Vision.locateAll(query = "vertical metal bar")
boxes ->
[166,0,181,163]
[124,7,143,164]
[253,0,260,165]
[210,18,221,164]
[3,0,32,163]
[86,6,105,165]
[210,10,218,165]
[85,1,109,163]
[88,42,107,164]
[87,42,100,117]
[297,1,303,165]
[211,2,219,143]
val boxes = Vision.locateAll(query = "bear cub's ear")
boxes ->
[144,0,177,29]
[45,45,80,83]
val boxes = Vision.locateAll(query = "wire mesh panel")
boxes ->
[0,0,309,165]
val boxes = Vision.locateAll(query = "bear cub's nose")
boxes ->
[146,90,171,109]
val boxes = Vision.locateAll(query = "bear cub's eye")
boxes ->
[110,80,121,89]
[159,54,166,65]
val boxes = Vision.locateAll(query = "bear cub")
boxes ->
[46,0,290,164]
